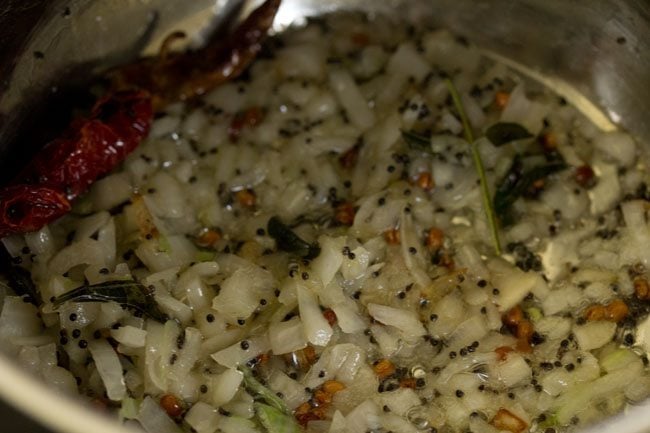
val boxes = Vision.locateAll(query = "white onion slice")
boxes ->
[137,396,183,433]
[212,368,244,407]
[297,283,333,346]
[367,303,426,338]
[111,326,147,348]
[88,339,126,401]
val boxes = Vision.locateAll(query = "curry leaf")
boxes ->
[240,365,290,414]
[494,155,567,226]
[254,403,301,433]
[485,122,533,146]
[401,129,431,152]
[52,280,167,322]
[445,78,502,255]
[268,216,320,259]
[5,266,40,305]
[240,366,301,432]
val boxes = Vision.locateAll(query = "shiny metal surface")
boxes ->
[1,0,648,166]
[0,0,649,432]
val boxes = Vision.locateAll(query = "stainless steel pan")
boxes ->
[0,1,648,432]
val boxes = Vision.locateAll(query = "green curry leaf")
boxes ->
[401,129,431,152]
[52,280,167,322]
[254,403,302,433]
[485,122,533,146]
[268,216,320,260]
[494,155,567,226]
[239,365,290,414]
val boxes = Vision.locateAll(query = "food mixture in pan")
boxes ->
[2,3,650,433]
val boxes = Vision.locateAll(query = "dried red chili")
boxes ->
[0,0,281,238]
[0,185,71,236]
[0,90,152,237]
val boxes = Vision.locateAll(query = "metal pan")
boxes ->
[0,1,648,432]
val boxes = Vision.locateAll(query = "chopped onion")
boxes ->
[374,72,408,110]
[268,370,309,410]
[573,321,616,351]
[534,316,571,341]
[212,368,244,407]
[438,352,497,384]
[600,348,642,373]
[303,343,361,389]
[381,413,420,433]
[370,324,401,358]
[554,364,643,425]
[621,200,650,266]
[155,290,193,324]
[448,315,488,348]
[41,366,78,395]
[635,314,650,353]
[311,235,345,286]
[345,400,381,433]
[340,245,371,281]
[144,321,167,393]
[211,335,270,368]
[150,114,181,138]
[422,29,480,74]
[1,235,27,257]
[367,303,426,339]
[49,239,110,274]
[137,396,183,433]
[119,397,141,421]
[386,43,430,82]
[297,283,333,346]
[24,226,55,256]
[213,263,273,321]
[17,346,41,375]
[201,327,246,358]
[594,131,636,167]
[221,390,255,419]
[376,387,422,417]
[488,258,547,312]
[111,326,147,348]
[88,339,126,401]
[135,236,197,273]
[0,296,42,343]
[170,327,202,383]
[89,173,133,211]
[491,352,531,388]
[353,193,406,238]
[180,276,214,311]
[331,301,366,334]
[278,43,326,80]
[399,213,431,287]
[428,293,466,338]
[335,344,365,383]
[588,160,621,215]
[268,316,307,355]
[329,410,347,433]
[329,68,375,131]
[185,401,221,433]
[500,84,547,134]
[541,284,582,316]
